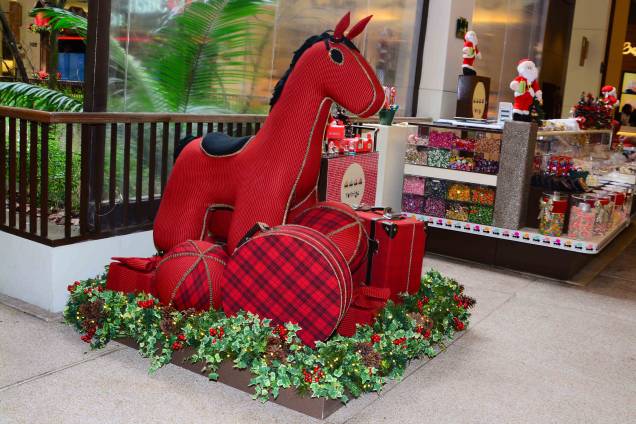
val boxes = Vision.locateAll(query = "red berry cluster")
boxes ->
[274,324,288,339]
[303,366,324,383]
[67,281,80,292]
[415,326,432,339]
[209,326,225,343]
[453,317,465,331]
[171,334,187,350]
[80,326,96,343]
[417,296,430,311]
[137,299,154,308]
[392,337,407,348]
[371,334,381,344]
[453,294,470,309]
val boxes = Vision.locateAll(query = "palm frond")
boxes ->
[141,0,271,112]
[0,82,83,112]
[31,7,87,38]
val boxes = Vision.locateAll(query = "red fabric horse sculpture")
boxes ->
[153,13,385,253]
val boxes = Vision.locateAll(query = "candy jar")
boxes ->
[538,192,569,237]
[605,187,628,223]
[591,191,614,236]
[568,194,596,240]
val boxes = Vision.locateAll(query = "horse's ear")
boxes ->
[347,15,373,40]
[333,12,351,40]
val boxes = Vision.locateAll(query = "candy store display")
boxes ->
[405,145,427,165]
[428,130,455,149]
[452,138,476,152]
[449,151,475,171]
[474,157,499,174]
[447,183,471,202]
[402,193,425,214]
[403,175,426,195]
[445,202,469,221]
[468,205,494,225]
[471,186,496,205]
[475,134,501,161]
[425,178,447,199]
[427,148,451,168]
[567,194,596,240]
[424,197,446,217]
[538,192,569,237]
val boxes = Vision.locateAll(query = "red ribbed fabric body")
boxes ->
[222,225,352,347]
[153,35,385,255]
[290,201,368,275]
[155,240,228,311]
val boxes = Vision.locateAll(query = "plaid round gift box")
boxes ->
[155,240,228,311]
[222,225,353,347]
[290,201,369,274]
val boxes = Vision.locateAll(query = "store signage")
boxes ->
[472,81,487,118]
[622,42,636,56]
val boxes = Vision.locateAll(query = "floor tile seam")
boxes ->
[0,345,125,393]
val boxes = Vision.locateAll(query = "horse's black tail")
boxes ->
[173,135,198,163]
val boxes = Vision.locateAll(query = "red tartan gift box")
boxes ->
[106,256,160,296]
[318,152,378,207]
[355,209,426,302]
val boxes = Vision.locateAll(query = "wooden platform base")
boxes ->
[117,338,343,419]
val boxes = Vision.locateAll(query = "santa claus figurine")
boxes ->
[462,31,481,76]
[509,59,542,122]
[600,85,619,109]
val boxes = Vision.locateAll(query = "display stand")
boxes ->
[400,121,632,280]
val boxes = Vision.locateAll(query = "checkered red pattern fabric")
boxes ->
[291,201,368,275]
[222,225,352,347]
[155,240,228,311]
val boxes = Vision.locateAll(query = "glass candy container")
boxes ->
[567,194,596,240]
[591,191,614,236]
[538,192,569,237]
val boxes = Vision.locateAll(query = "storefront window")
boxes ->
[108,0,420,114]
[472,0,549,116]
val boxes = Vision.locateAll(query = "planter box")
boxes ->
[117,338,343,419]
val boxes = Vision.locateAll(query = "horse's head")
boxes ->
[270,13,385,118]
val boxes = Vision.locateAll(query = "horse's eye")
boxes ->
[329,48,344,65]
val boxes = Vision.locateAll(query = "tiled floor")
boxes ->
[1,246,636,423]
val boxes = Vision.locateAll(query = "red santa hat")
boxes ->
[601,85,616,94]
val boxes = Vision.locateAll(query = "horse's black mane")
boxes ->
[269,31,360,109]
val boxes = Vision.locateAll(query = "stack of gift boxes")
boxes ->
[403,129,499,226]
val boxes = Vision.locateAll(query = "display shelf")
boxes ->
[404,164,498,186]
[537,129,613,137]
[410,213,629,255]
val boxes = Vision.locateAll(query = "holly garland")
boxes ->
[64,270,474,403]
[573,93,614,130]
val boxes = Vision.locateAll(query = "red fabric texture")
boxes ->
[221,225,352,347]
[512,76,541,113]
[153,29,385,255]
[290,201,368,275]
[356,212,426,303]
[336,286,390,337]
[106,258,159,296]
[155,240,228,311]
